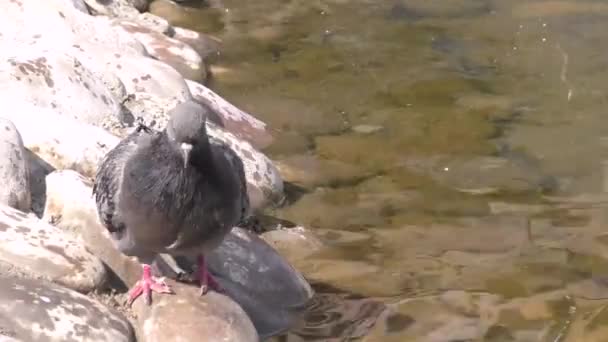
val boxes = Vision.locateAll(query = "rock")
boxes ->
[261,226,325,263]
[116,21,206,82]
[206,228,313,338]
[43,170,142,288]
[82,0,141,17]
[132,281,258,342]
[126,12,172,34]
[0,119,31,212]
[352,124,384,135]
[0,49,122,127]
[0,203,106,293]
[173,27,221,62]
[186,80,273,149]
[107,53,191,102]
[0,275,134,342]
[1,102,120,178]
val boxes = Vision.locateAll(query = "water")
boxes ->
[154,0,608,340]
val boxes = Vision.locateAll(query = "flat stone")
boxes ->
[0,118,31,212]
[0,275,134,342]
[0,203,106,293]
[117,21,206,82]
[132,281,259,342]
[261,226,325,263]
[186,79,273,149]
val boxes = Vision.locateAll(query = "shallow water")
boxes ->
[160,0,608,340]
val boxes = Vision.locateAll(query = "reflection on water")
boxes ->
[155,0,608,340]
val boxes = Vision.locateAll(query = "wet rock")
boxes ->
[132,281,258,342]
[512,1,608,18]
[43,170,142,288]
[205,228,313,338]
[261,226,325,263]
[1,102,120,178]
[117,21,206,82]
[173,27,221,62]
[0,203,106,293]
[186,79,273,149]
[26,150,55,217]
[403,155,553,195]
[0,119,31,212]
[0,275,134,342]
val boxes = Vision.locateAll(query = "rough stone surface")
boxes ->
[0,275,135,342]
[186,79,274,149]
[43,170,143,288]
[133,281,259,342]
[82,0,141,17]
[0,49,122,126]
[0,203,106,293]
[1,102,120,178]
[117,21,206,82]
[0,118,31,212]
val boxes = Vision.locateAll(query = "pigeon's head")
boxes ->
[166,100,209,168]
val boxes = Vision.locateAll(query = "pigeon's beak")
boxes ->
[180,143,193,168]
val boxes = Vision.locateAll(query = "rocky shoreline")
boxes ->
[0,0,312,341]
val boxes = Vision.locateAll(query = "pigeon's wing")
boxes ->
[92,124,156,235]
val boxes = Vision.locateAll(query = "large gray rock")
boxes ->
[0,203,106,293]
[0,119,31,212]
[0,275,135,342]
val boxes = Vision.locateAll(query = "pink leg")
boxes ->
[197,255,223,295]
[127,264,173,306]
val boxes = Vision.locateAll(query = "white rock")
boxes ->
[0,204,106,292]
[0,276,135,342]
[43,170,143,287]
[116,21,205,82]
[186,80,273,149]
[0,102,120,178]
[0,118,31,212]
[0,49,122,126]
[82,0,141,17]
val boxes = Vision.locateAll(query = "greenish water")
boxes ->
[155,0,608,340]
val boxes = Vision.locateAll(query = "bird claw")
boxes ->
[127,270,173,306]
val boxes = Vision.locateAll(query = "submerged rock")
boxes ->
[0,118,31,212]
[0,275,135,342]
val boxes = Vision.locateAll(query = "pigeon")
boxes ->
[93,100,250,305]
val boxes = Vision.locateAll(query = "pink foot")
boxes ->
[127,264,173,306]
[197,255,223,295]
